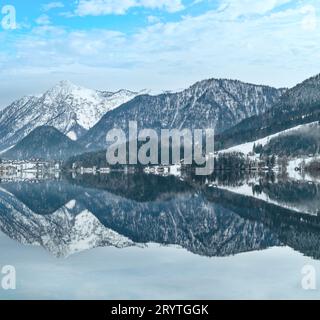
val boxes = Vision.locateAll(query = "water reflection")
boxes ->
[0,171,320,259]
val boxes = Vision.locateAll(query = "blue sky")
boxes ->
[0,0,319,107]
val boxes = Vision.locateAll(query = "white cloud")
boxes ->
[147,15,161,24]
[74,0,184,16]
[35,14,51,25]
[139,0,184,13]
[219,0,293,18]
[301,5,317,31]
[43,2,64,11]
[1,0,320,106]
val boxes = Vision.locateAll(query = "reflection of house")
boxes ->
[0,164,16,174]
[0,160,60,174]
[79,166,98,174]
[2,160,38,172]
[73,163,104,175]
[144,164,181,176]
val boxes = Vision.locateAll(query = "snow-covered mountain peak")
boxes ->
[42,80,101,104]
[113,89,137,96]
[0,82,141,150]
[44,81,140,104]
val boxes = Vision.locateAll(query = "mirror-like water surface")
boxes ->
[1,171,320,299]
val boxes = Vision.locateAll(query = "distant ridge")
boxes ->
[216,73,320,150]
[3,126,83,160]
[79,78,285,151]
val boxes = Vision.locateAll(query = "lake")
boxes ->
[1,171,320,299]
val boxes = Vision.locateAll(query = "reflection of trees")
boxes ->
[2,172,320,259]
[204,186,320,260]
[65,172,192,202]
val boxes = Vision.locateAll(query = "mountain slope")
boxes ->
[80,79,285,151]
[216,74,320,150]
[0,189,135,258]
[220,121,320,155]
[3,126,83,160]
[0,81,139,150]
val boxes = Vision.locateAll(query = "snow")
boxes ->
[169,164,182,177]
[65,209,134,256]
[0,81,141,147]
[220,121,319,155]
[216,183,318,216]
[287,158,304,180]
[287,156,320,181]
[42,81,139,131]
[65,200,76,210]
[67,131,77,141]
[0,145,14,155]
[0,190,135,258]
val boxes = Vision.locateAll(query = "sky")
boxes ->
[0,0,319,108]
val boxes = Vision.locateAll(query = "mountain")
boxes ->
[3,126,83,160]
[261,122,320,157]
[0,178,280,258]
[79,79,285,151]
[220,121,320,156]
[216,74,320,150]
[0,81,139,151]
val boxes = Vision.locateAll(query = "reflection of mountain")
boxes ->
[67,172,193,202]
[205,184,320,260]
[212,179,320,216]
[0,188,134,257]
[0,176,280,258]
[1,174,320,259]
[85,191,279,257]
[1,180,81,215]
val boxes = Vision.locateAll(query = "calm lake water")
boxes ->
[1,171,320,299]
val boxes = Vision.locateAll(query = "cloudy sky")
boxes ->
[0,0,319,108]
